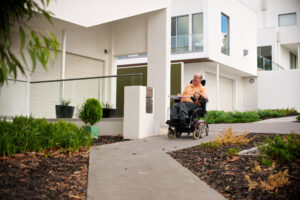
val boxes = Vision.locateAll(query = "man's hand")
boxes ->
[177,93,182,97]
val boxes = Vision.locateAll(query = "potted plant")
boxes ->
[102,102,118,118]
[55,99,75,118]
[79,98,103,139]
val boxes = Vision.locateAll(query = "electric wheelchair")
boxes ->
[166,80,209,140]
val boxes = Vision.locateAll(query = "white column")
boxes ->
[216,63,220,110]
[297,43,300,69]
[60,29,67,103]
[147,8,170,132]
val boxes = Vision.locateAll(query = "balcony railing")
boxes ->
[171,34,203,53]
[257,55,284,71]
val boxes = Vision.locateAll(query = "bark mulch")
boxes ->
[0,135,127,200]
[168,133,300,200]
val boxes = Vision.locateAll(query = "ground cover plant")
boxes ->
[0,134,128,200]
[203,108,298,124]
[0,116,92,156]
[169,129,300,200]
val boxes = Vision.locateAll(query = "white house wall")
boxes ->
[242,77,258,111]
[171,0,204,17]
[183,62,245,111]
[258,69,300,111]
[46,0,171,27]
[207,0,257,76]
[278,45,292,70]
[113,13,148,56]
[0,81,28,116]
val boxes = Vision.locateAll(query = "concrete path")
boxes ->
[87,116,300,200]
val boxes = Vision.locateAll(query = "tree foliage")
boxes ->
[0,0,59,85]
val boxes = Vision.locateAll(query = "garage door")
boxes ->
[205,73,233,112]
[30,52,104,118]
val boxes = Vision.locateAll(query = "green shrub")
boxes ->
[257,133,300,165]
[0,116,92,156]
[203,110,259,124]
[230,111,260,123]
[226,147,240,156]
[200,141,221,149]
[79,98,103,126]
[296,115,300,120]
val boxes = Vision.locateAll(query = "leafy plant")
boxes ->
[203,108,298,124]
[297,115,300,120]
[214,128,255,146]
[226,147,240,156]
[60,99,71,106]
[245,170,290,192]
[200,141,221,149]
[257,133,300,164]
[79,98,103,126]
[0,116,92,156]
[0,0,59,85]
[101,102,113,109]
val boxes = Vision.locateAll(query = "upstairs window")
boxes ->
[171,15,189,53]
[192,13,203,51]
[221,13,230,55]
[279,13,296,26]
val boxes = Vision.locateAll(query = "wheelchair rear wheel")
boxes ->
[168,127,176,139]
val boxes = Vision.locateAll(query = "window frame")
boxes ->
[221,12,230,56]
[278,12,297,27]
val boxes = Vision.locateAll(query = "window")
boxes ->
[171,13,204,53]
[290,52,297,69]
[171,15,189,53]
[279,13,297,26]
[221,13,230,55]
[192,13,203,51]
[257,46,272,70]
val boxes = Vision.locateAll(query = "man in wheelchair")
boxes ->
[166,73,208,139]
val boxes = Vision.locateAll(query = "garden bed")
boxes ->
[0,135,127,200]
[168,133,300,200]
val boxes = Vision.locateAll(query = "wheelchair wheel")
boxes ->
[205,123,209,136]
[193,122,206,140]
[168,127,176,139]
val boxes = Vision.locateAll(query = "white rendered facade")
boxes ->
[0,0,171,133]
[118,0,257,112]
[242,0,300,70]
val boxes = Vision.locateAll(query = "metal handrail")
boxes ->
[7,79,27,83]
[29,73,143,84]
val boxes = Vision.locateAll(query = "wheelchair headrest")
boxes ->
[190,79,206,86]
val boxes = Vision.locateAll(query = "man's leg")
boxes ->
[170,103,181,121]
[178,102,199,120]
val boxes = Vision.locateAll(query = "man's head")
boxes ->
[192,73,202,86]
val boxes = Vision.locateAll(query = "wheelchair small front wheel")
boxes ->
[168,127,176,139]
[193,122,206,139]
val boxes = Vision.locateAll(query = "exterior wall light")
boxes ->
[249,78,254,83]
[104,49,111,54]
[243,49,249,56]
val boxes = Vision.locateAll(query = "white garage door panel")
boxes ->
[30,53,104,118]
[205,73,233,112]
[220,76,233,112]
